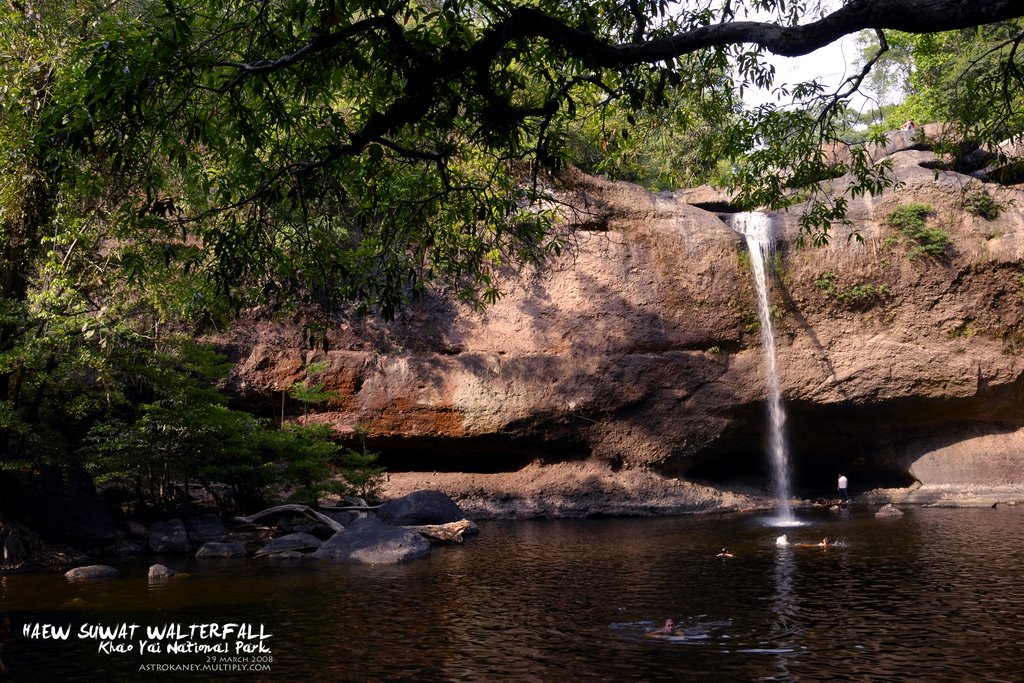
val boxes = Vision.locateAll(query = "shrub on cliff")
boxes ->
[887,203,953,259]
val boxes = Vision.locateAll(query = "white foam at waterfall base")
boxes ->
[731,212,796,526]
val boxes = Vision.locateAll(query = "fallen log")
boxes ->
[234,505,344,533]
[402,519,474,544]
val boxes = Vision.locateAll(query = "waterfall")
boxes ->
[732,212,795,524]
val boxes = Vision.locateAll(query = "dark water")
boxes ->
[3,506,1024,681]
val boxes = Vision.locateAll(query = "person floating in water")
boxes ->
[837,474,849,502]
[645,618,685,639]
[716,547,734,558]
[793,537,831,548]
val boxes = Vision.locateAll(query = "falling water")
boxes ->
[732,212,794,524]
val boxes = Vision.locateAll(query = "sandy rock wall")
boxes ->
[223,138,1024,508]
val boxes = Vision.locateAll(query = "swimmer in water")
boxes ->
[716,547,734,558]
[645,618,685,638]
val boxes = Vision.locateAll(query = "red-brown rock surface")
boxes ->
[221,136,1024,515]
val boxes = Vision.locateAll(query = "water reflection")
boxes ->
[3,508,1024,680]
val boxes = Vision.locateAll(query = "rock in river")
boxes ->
[312,517,431,564]
[65,565,121,581]
[377,489,466,526]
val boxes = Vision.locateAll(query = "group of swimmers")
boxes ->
[646,536,836,638]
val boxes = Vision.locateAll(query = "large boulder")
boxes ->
[377,490,465,526]
[148,519,190,554]
[65,565,120,581]
[312,517,431,564]
[253,532,322,557]
[185,514,227,544]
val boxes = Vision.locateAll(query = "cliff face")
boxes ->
[224,130,1024,514]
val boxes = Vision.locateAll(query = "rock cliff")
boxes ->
[222,127,1024,515]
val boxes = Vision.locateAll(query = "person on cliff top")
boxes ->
[838,474,849,502]
[900,119,916,130]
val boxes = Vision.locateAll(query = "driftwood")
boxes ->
[234,505,344,533]
[402,519,474,544]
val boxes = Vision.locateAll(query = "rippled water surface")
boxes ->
[3,506,1024,681]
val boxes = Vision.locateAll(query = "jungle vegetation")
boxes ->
[1,0,1022,517]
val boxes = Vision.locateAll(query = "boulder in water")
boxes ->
[195,542,247,559]
[377,490,465,526]
[875,503,905,518]
[65,564,120,581]
[149,519,190,554]
[312,517,431,564]
[185,514,227,544]
[148,563,175,579]
[254,532,322,557]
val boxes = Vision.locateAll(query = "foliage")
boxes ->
[564,69,740,191]
[814,271,839,295]
[271,424,346,506]
[76,339,377,513]
[962,189,1002,220]
[287,360,340,418]
[838,283,890,305]
[815,271,890,306]
[852,21,1024,145]
[886,203,952,259]
[338,424,386,503]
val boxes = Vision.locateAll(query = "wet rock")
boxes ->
[377,490,465,526]
[148,563,175,579]
[148,519,190,554]
[124,521,149,537]
[266,551,306,560]
[322,510,356,527]
[65,564,121,581]
[312,517,431,564]
[113,540,147,557]
[195,542,247,559]
[254,532,322,558]
[875,503,905,518]
[185,514,227,544]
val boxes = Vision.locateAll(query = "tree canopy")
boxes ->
[2,0,1024,502]
[4,0,1023,315]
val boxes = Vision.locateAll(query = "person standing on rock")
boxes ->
[838,474,849,502]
